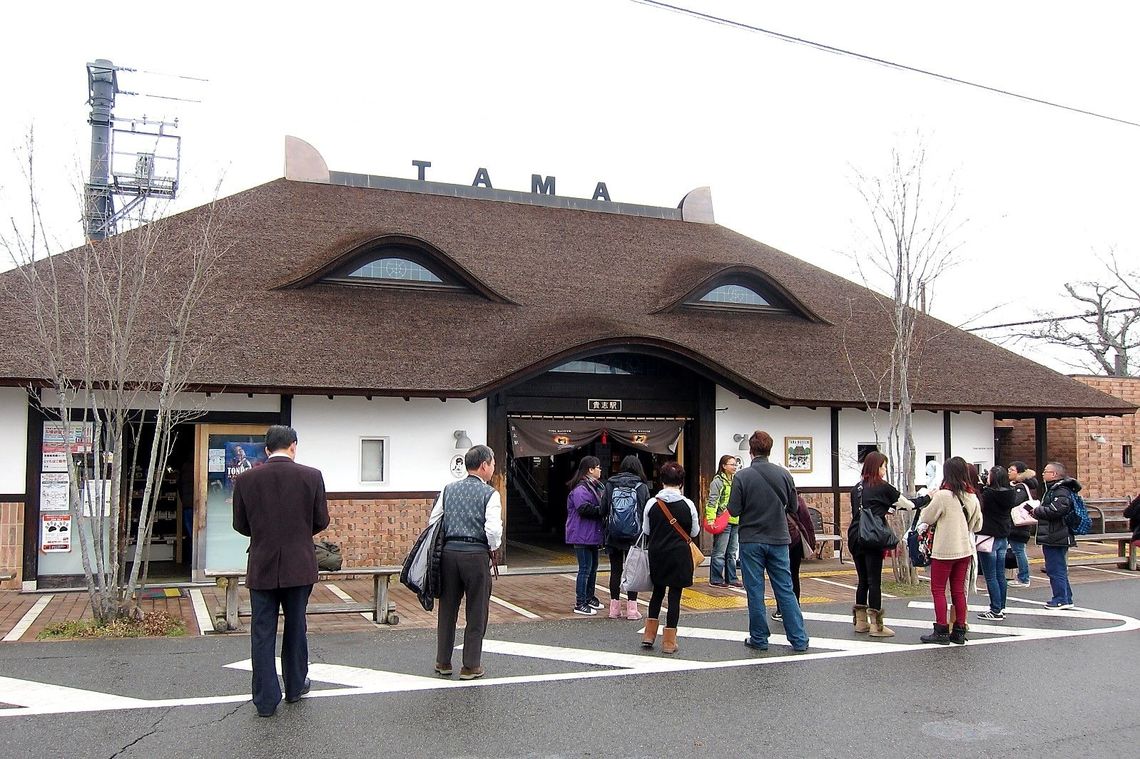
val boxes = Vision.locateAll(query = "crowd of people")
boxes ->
[562,434,1119,653]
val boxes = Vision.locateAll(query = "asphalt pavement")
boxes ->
[1,576,1138,758]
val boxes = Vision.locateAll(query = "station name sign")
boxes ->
[588,399,622,412]
[411,160,611,202]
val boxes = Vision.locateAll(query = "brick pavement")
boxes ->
[1,541,1135,642]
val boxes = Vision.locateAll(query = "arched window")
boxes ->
[698,284,772,307]
[322,245,463,291]
[685,279,789,314]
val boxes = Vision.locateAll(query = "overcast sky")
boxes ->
[3,1,1137,372]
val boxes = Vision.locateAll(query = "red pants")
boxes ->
[929,556,971,626]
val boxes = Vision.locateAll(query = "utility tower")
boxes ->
[83,59,182,241]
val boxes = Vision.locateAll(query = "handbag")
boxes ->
[856,506,898,551]
[975,535,995,553]
[704,508,730,535]
[620,534,654,593]
[656,498,705,571]
[1004,545,1019,570]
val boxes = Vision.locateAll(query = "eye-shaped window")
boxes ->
[687,280,788,314]
[698,284,773,308]
[323,246,463,291]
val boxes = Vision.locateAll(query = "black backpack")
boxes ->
[607,484,641,541]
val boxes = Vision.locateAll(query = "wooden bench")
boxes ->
[1073,532,1139,571]
[1083,498,1132,535]
[806,507,844,564]
[205,567,402,632]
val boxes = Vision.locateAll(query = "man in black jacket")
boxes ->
[1032,461,1079,610]
[727,430,809,653]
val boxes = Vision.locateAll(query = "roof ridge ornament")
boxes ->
[679,187,715,224]
[284,135,330,183]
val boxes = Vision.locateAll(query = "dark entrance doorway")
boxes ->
[495,351,714,567]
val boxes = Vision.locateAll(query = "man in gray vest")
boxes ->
[429,444,503,680]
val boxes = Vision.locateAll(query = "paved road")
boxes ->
[1,577,1138,758]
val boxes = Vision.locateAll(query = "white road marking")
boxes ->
[1073,565,1140,579]
[2,595,53,642]
[797,610,1041,636]
[907,600,1120,620]
[671,624,900,652]
[324,583,374,622]
[188,589,213,636]
[809,577,899,598]
[489,595,541,619]
[2,600,1136,717]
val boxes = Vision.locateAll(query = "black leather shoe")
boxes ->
[256,705,277,718]
[285,678,311,703]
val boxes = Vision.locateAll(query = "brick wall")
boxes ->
[321,494,436,566]
[1,501,23,589]
[996,376,1139,499]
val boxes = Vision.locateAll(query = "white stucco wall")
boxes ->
[714,387,832,487]
[40,389,281,413]
[950,411,996,473]
[291,396,488,491]
[0,387,28,493]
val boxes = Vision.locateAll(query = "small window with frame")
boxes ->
[360,438,388,484]
[857,443,880,463]
[1124,444,1133,467]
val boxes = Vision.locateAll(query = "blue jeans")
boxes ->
[710,524,740,584]
[1042,545,1073,605]
[739,542,809,650]
[574,545,600,606]
[1009,540,1030,584]
[977,537,1009,612]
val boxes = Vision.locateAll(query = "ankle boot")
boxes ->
[852,604,870,633]
[608,600,622,619]
[949,624,968,645]
[920,623,951,645]
[625,600,642,621]
[868,609,895,638]
[641,618,660,649]
[661,627,679,654]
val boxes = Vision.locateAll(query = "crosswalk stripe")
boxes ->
[672,625,900,652]
[224,658,451,691]
[480,639,690,670]
[907,601,1119,620]
[0,675,150,712]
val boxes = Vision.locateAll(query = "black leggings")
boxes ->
[607,547,638,602]
[647,585,682,628]
[853,549,884,609]
[790,542,804,599]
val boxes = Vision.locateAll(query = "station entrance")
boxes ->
[495,351,714,568]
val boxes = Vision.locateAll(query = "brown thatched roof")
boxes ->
[0,177,1132,417]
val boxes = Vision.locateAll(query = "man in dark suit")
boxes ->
[233,425,330,717]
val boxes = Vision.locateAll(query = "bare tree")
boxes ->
[1,133,231,622]
[999,250,1139,376]
[843,139,965,582]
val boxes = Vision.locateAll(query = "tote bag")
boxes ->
[620,535,653,594]
[857,508,898,551]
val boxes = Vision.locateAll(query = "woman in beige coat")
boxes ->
[917,456,982,645]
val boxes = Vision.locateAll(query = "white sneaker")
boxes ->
[1008,580,1031,587]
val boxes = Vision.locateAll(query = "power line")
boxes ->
[968,307,1139,331]
[630,0,1140,129]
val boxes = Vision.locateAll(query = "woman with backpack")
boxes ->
[602,455,651,620]
[565,456,606,616]
[916,456,983,644]
[976,466,1016,620]
[849,451,915,638]
[706,454,740,587]
[641,461,700,655]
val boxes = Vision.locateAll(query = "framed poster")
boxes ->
[40,472,71,511]
[41,514,72,552]
[785,436,813,473]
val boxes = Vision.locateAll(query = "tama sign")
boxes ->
[410,160,612,202]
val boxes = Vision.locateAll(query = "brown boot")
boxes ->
[852,604,870,633]
[661,627,679,654]
[641,618,659,649]
[868,608,895,638]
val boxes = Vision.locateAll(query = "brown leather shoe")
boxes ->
[434,663,452,676]
[458,666,484,680]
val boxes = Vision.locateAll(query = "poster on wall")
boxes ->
[40,472,71,511]
[785,436,813,473]
[41,451,69,473]
[42,421,94,454]
[41,513,72,552]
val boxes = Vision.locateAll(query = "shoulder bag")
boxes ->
[656,498,705,571]
[619,534,654,593]
[856,499,898,551]
[1011,484,1039,526]
[705,508,730,535]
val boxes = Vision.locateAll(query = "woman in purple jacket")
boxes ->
[566,456,606,615]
